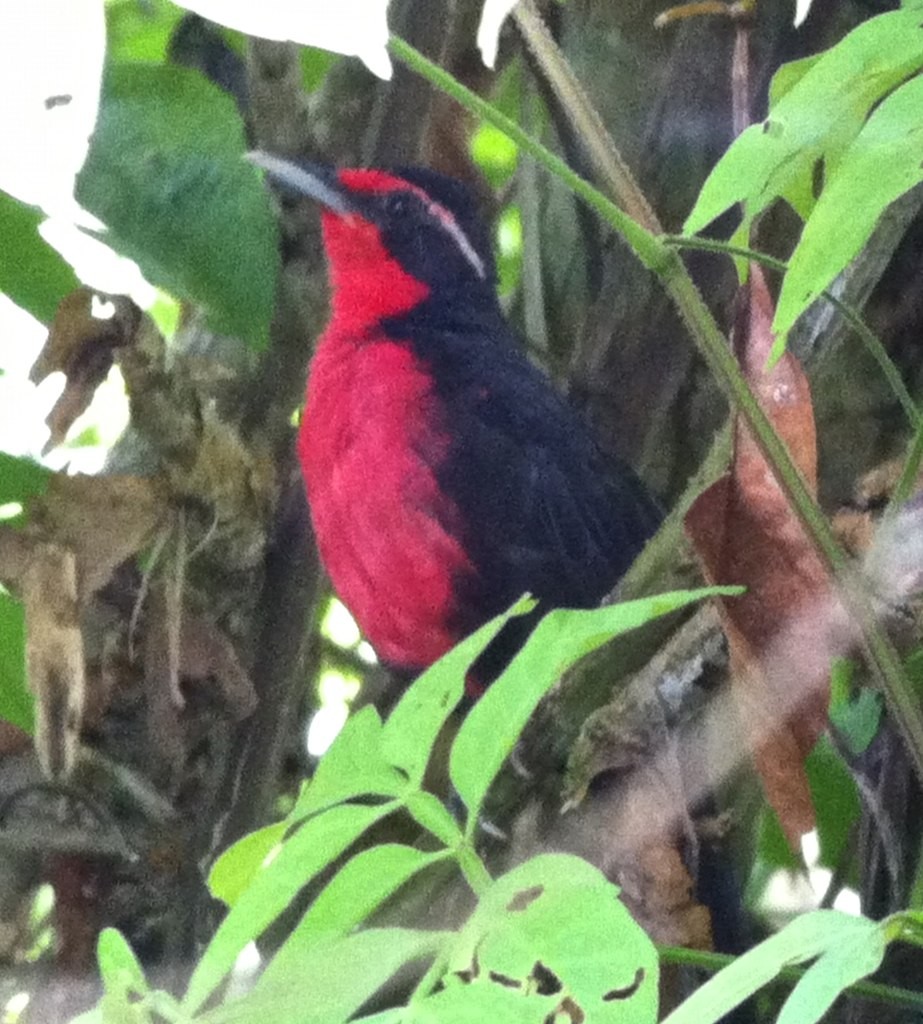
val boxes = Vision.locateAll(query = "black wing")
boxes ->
[391,304,661,641]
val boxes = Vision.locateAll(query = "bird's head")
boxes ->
[250,153,497,320]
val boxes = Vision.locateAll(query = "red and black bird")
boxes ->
[254,155,661,686]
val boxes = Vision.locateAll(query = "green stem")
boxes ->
[389,35,923,787]
[661,234,921,430]
[659,945,923,1012]
[455,838,492,896]
[388,36,666,272]
[890,413,923,512]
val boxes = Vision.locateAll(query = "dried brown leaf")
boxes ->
[685,265,829,849]
[31,288,141,453]
[30,473,166,600]
[22,543,85,780]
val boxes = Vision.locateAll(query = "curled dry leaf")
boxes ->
[29,472,166,602]
[0,473,165,780]
[31,287,141,453]
[685,265,830,849]
[21,543,85,780]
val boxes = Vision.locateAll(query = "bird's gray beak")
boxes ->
[246,151,357,217]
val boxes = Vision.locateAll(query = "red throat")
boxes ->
[321,212,428,331]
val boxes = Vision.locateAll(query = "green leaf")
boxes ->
[208,821,287,907]
[106,0,184,64]
[76,62,279,349]
[0,452,51,509]
[291,705,406,821]
[661,911,884,1024]
[301,46,340,92]
[438,854,658,1024]
[404,790,463,847]
[0,191,78,324]
[777,920,885,1024]
[774,73,923,338]
[752,735,861,881]
[685,8,923,236]
[288,844,447,945]
[97,928,151,1022]
[829,659,882,756]
[450,588,738,826]
[188,802,397,1014]
[767,53,823,107]
[403,985,541,1024]
[0,592,33,733]
[201,929,447,1024]
[380,597,534,786]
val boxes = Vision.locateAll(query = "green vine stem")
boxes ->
[388,34,923,785]
[454,837,493,896]
[661,234,922,431]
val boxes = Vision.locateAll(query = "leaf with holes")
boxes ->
[434,854,658,1024]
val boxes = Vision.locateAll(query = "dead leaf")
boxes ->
[21,543,85,780]
[685,265,830,849]
[29,473,166,601]
[31,288,141,453]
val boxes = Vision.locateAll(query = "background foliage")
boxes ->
[3,1,923,1023]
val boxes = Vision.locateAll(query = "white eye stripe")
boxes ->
[425,199,486,280]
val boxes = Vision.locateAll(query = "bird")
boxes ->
[251,154,661,690]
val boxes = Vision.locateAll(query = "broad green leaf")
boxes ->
[661,911,883,1024]
[188,802,397,1014]
[0,592,33,733]
[201,930,447,1024]
[106,0,184,64]
[441,854,657,1024]
[685,8,923,236]
[0,192,78,324]
[291,705,406,821]
[0,452,51,510]
[288,844,447,945]
[380,597,533,786]
[767,53,823,107]
[774,74,923,338]
[208,821,287,907]
[76,63,278,349]
[451,588,739,825]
